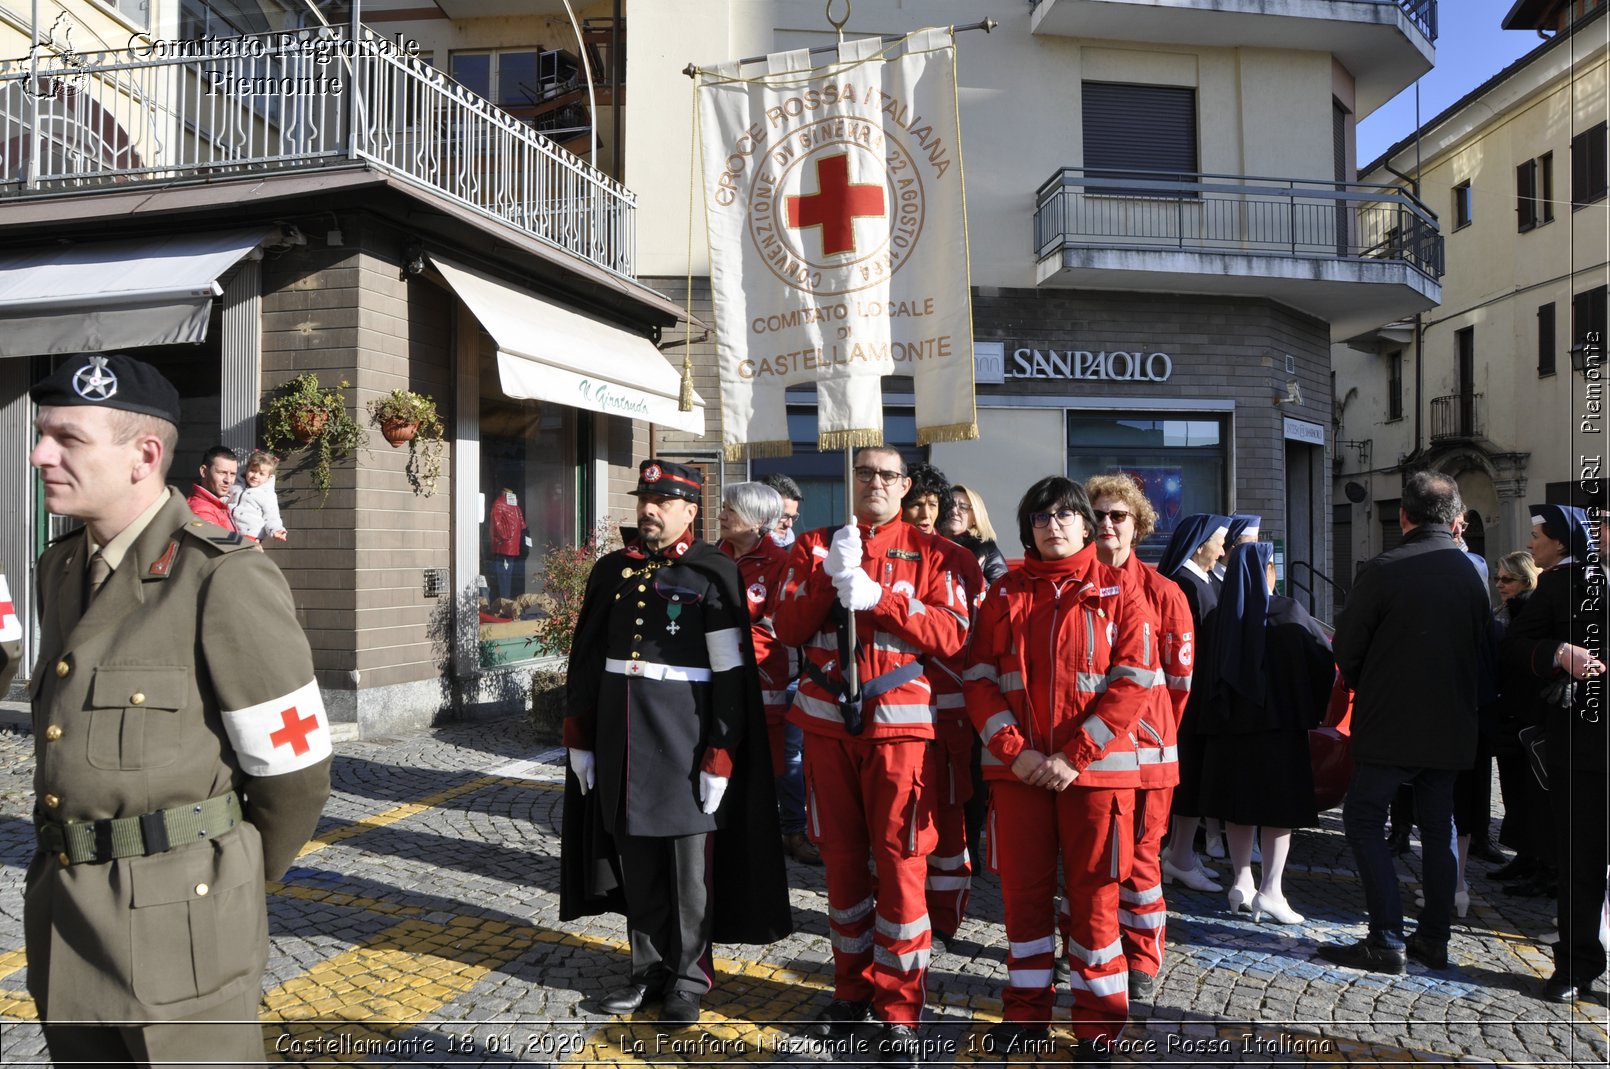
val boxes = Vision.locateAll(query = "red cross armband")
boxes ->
[0,574,20,643]
[223,678,333,776]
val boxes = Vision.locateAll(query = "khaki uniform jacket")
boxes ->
[27,490,332,1022]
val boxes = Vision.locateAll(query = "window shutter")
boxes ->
[1517,159,1538,231]
[1083,82,1198,183]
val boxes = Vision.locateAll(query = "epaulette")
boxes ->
[179,519,255,554]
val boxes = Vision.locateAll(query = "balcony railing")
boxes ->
[1034,168,1443,281]
[1027,0,1437,41]
[1430,393,1482,441]
[0,27,634,278]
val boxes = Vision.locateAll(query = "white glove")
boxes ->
[834,568,884,611]
[569,749,595,794]
[699,772,729,814]
[824,523,863,579]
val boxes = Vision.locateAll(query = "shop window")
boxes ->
[1065,414,1227,564]
[1082,82,1198,193]
[1573,122,1608,208]
[476,335,590,665]
[1452,180,1473,229]
[750,399,919,532]
[1538,302,1557,377]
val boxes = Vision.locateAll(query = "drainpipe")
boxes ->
[26,0,38,189]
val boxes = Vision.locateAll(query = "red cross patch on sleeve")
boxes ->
[222,678,332,776]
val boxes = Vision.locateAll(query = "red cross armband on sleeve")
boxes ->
[223,678,333,776]
[0,574,20,643]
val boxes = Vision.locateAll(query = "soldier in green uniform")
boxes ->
[25,353,333,1066]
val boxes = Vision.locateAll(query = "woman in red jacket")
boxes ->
[964,477,1159,1066]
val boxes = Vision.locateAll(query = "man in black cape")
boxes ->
[559,460,791,1027]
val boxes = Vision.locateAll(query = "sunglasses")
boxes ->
[1496,575,1519,584]
[1093,508,1132,525]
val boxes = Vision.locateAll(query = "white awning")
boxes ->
[0,229,275,358]
[430,254,704,436]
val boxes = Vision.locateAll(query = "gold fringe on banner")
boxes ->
[819,428,886,452]
[917,421,980,446]
[725,439,794,461]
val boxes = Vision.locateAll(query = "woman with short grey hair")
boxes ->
[721,481,784,538]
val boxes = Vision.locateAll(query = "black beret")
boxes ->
[630,459,702,503]
[29,353,181,425]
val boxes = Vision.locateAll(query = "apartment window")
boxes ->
[1573,122,1608,207]
[1387,351,1404,421]
[1082,82,1198,191]
[1539,302,1557,376]
[1453,180,1473,229]
[1518,153,1555,230]
[451,50,542,108]
[1575,285,1609,355]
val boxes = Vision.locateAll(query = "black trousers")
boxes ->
[616,830,715,996]
[1550,763,1609,983]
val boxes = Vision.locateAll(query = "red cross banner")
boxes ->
[697,28,977,458]
[223,678,333,776]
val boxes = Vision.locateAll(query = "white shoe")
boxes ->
[1206,834,1228,860]
[1162,857,1224,892]
[1250,892,1304,925]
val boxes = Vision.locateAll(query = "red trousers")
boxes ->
[926,717,974,937]
[1119,786,1172,978]
[989,781,1135,1042]
[804,733,937,1026]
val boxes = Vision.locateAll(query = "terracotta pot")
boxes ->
[381,418,420,447]
[290,409,329,444]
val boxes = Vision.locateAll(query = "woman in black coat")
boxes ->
[1197,543,1335,924]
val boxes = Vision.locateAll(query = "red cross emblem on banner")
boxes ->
[786,153,886,256]
[269,705,320,756]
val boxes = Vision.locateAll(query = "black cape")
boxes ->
[558,540,793,944]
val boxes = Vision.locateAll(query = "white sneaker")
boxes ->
[1162,857,1224,892]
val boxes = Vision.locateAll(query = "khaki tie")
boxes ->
[86,551,111,604]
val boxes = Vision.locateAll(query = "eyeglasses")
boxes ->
[854,467,907,486]
[1496,574,1519,584]
[1030,509,1081,529]
[776,514,796,527]
[1092,508,1132,526]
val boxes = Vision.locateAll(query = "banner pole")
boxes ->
[682,16,996,77]
[844,447,859,697]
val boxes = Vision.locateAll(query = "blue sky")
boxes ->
[1357,0,1545,165]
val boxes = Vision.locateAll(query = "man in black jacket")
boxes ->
[1322,472,1490,973]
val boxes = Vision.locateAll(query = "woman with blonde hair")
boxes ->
[946,483,1008,583]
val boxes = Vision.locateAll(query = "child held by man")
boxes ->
[230,450,289,542]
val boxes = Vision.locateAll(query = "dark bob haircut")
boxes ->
[1015,476,1095,551]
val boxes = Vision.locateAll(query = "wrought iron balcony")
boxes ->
[1430,393,1483,441]
[0,28,634,278]
[1034,168,1443,281]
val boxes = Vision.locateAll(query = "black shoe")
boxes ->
[599,982,656,1014]
[1503,873,1558,898]
[1073,1037,1114,1065]
[803,998,874,1038]
[660,990,701,1027]
[877,1023,921,1067]
[1468,839,1507,865]
[1128,969,1157,1003]
[1489,856,1537,882]
[978,1021,1051,1056]
[1541,973,1579,1003]
[1405,933,1450,970]
[1387,830,1413,856]
[1316,938,1407,974]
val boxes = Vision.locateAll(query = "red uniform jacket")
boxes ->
[774,520,968,741]
[722,536,792,706]
[929,537,986,722]
[964,543,1159,788]
[1116,551,1193,788]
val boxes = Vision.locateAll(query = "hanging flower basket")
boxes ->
[290,409,330,444]
[259,373,369,502]
[380,418,420,447]
[366,389,446,496]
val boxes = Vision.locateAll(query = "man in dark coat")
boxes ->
[1501,500,1608,1003]
[1323,471,1489,974]
[559,460,790,1027]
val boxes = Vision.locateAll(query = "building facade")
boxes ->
[1332,0,1607,590]
[625,0,1442,619]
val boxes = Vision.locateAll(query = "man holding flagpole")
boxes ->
[775,445,969,1064]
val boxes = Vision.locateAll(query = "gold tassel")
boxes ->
[725,439,794,461]
[818,427,886,452]
[678,351,695,412]
[917,421,980,446]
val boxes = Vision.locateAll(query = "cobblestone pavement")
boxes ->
[0,714,1604,1066]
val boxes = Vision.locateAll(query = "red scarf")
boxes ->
[1018,543,1095,582]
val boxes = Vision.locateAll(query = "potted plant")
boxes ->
[525,521,617,740]
[366,388,446,497]
[260,373,368,501]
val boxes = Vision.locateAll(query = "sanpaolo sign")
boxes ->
[1007,347,1174,383]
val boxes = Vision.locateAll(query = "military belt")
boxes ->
[37,790,242,866]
